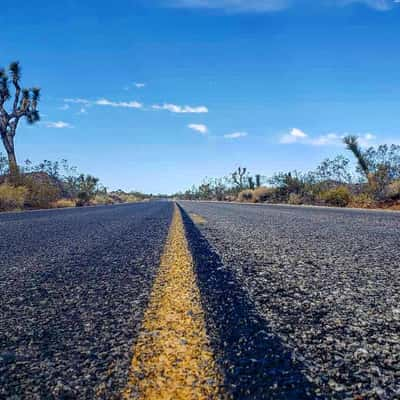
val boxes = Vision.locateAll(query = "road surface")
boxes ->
[0,201,399,399]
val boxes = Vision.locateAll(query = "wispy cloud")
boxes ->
[95,98,143,108]
[64,98,91,105]
[224,131,248,139]
[134,82,146,88]
[63,98,142,109]
[45,121,73,129]
[188,123,208,134]
[152,103,208,113]
[168,0,395,12]
[280,128,376,146]
[58,104,70,111]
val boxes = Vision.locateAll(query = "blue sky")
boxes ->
[1,0,400,193]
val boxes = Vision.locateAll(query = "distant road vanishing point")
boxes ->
[0,201,399,399]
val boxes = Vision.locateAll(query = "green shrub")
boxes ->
[321,186,351,207]
[0,184,27,211]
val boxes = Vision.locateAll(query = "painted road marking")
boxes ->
[123,204,223,399]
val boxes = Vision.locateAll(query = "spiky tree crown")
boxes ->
[0,61,41,125]
[343,135,369,177]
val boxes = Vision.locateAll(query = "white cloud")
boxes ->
[188,123,208,134]
[152,103,208,113]
[280,128,376,146]
[95,98,143,108]
[78,107,88,114]
[224,131,248,139]
[64,97,142,109]
[45,121,73,129]
[59,104,70,111]
[134,82,146,88]
[280,128,308,144]
[64,98,91,105]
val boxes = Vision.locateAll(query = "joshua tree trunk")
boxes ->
[1,129,17,175]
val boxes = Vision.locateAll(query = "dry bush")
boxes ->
[23,175,61,209]
[386,180,400,200]
[321,186,351,207]
[253,187,275,203]
[288,193,303,205]
[237,190,255,202]
[51,198,76,208]
[91,194,115,205]
[349,193,376,209]
[0,184,27,211]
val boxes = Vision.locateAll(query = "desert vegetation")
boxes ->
[175,138,400,210]
[0,61,149,212]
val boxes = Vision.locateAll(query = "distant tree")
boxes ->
[314,156,353,185]
[0,62,40,176]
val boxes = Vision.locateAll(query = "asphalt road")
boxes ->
[0,202,173,399]
[1,201,399,399]
[179,202,400,399]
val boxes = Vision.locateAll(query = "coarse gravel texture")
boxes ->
[0,202,173,399]
[179,202,400,400]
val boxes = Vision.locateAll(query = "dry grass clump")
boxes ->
[0,184,27,211]
[23,175,60,209]
[51,198,76,208]
[91,194,115,205]
[386,180,400,200]
[349,193,376,209]
[237,189,255,202]
[253,187,275,203]
[288,193,303,205]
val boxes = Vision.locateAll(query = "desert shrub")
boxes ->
[237,190,254,202]
[288,193,303,205]
[349,193,376,208]
[253,187,275,203]
[23,175,60,208]
[386,180,400,200]
[51,198,76,208]
[321,186,351,207]
[91,194,115,205]
[0,184,27,211]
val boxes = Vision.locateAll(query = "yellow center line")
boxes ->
[123,204,223,400]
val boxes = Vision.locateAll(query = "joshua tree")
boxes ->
[232,167,247,191]
[248,176,255,190]
[255,174,261,188]
[343,135,369,179]
[0,61,40,176]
